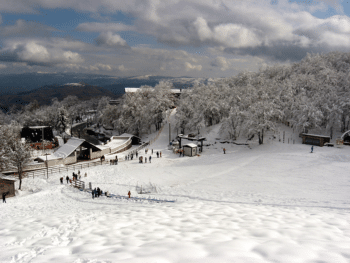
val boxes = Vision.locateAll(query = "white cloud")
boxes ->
[212,57,231,71]
[184,62,202,71]
[95,32,129,48]
[0,40,84,65]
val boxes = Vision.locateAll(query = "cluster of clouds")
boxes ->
[0,0,348,77]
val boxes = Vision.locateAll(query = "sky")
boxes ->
[0,0,350,78]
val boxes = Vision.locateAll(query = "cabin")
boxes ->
[301,133,330,147]
[0,174,16,198]
[183,143,198,157]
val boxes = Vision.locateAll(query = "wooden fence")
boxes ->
[23,160,108,179]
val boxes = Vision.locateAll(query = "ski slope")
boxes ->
[1,111,350,263]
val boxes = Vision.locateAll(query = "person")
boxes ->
[94,188,98,198]
[92,189,95,199]
[66,175,69,184]
[157,151,159,158]
[60,177,63,184]
[223,148,226,154]
[160,151,162,157]
[97,187,101,197]
[131,153,133,160]
[136,151,138,158]
[311,146,314,153]
[84,172,87,177]
[125,155,127,161]
[2,192,8,203]
[152,149,153,155]
[128,191,131,198]
[149,156,152,163]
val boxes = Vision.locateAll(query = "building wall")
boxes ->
[0,180,15,197]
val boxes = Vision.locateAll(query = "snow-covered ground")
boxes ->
[1,112,350,263]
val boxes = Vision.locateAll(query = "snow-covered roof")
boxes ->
[0,173,16,181]
[125,87,181,93]
[53,137,85,159]
[28,126,50,129]
[183,143,198,148]
[125,87,139,93]
[301,133,330,138]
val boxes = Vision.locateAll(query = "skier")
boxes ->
[84,172,87,177]
[2,192,8,203]
[149,156,152,163]
[60,177,63,184]
[311,146,314,153]
[97,187,101,197]
[128,191,131,198]
[136,151,138,158]
[66,175,69,184]
[157,151,159,158]
[223,148,226,154]
[94,188,98,198]
[160,151,162,157]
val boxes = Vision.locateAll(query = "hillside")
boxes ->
[0,83,119,107]
[1,110,349,262]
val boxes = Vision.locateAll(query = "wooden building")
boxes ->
[301,133,330,147]
[0,174,16,198]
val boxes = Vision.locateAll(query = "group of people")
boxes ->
[110,156,118,165]
[92,187,105,199]
[62,170,87,184]
[139,155,152,163]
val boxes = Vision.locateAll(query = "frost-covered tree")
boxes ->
[0,123,31,189]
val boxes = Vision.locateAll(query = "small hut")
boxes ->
[301,133,330,147]
[0,173,16,198]
[183,143,198,157]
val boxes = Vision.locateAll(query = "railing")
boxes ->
[71,179,85,190]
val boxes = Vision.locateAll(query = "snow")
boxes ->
[1,112,350,263]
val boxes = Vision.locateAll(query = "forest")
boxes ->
[1,51,350,146]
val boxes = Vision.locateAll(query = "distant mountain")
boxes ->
[0,73,197,96]
[0,83,119,109]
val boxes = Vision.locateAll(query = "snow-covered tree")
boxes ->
[0,123,31,190]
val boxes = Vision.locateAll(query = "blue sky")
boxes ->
[0,0,349,78]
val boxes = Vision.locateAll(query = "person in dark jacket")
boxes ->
[97,187,101,197]
[94,188,98,198]
[149,156,152,163]
[2,192,8,203]
[156,151,159,158]
[60,177,63,184]
[66,176,69,184]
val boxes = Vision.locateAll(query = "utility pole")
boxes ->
[169,123,171,144]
